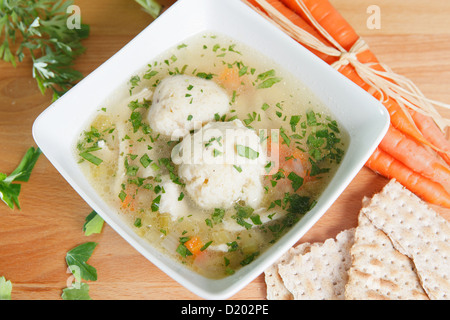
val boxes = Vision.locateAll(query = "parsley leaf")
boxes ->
[0,276,12,300]
[240,252,259,266]
[151,195,161,212]
[236,144,259,160]
[83,211,104,236]
[256,69,282,89]
[232,204,255,230]
[268,194,315,240]
[134,0,162,19]
[0,147,42,209]
[176,237,193,258]
[61,282,91,300]
[65,242,98,282]
[287,172,304,192]
[304,110,345,172]
[257,77,282,89]
[158,158,184,186]
[211,208,225,224]
[79,151,103,166]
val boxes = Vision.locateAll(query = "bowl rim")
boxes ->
[32,0,389,300]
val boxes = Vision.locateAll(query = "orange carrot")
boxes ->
[280,0,359,51]
[121,185,136,211]
[379,125,450,190]
[217,67,240,91]
[330,31,441,151]
[340,57,450,180]
[246,0,337,64]
[121,195,135,211]
[265,135,311,180]
[366,148,450,208]
[280,144,311,181]
[349,42,450,161]
[339,62,440,151]
[184,236,204,256]
[409,109,450,167]
[349,49,448,152]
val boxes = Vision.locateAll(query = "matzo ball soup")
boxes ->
[75,33,347,278]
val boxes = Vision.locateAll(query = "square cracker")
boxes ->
[345,199,429,300]
[276,228,355,300]
[361,179,450,300]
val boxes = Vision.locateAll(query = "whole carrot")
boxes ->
[409,109,450,167]
[246,0,337,63]
[379,125,450,191]
[353,49,450,153]
[280,0,359,51]
[337,51,441,152]
[366,148,450,208]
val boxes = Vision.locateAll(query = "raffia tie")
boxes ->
[331,39,368,69]
[332,39,450,131]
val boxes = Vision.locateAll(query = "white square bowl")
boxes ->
[32,0,389,300]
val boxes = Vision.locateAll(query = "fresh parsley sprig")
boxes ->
[0,0,90,101]
[83,210,104,236]
[62,242,97,300]
[65,242,98,282]
[0,146,42,210]
[134,0,162,19]
[61,282,91,300]
[0,276,12,300]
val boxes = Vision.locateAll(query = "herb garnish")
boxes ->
[287,172,304,192]
[61,282,91,300]
[79,151,103,166]
[256,69,282,89]
[139,154,152,168]
[158,158,184,186]
[128,99,151,133]
[176,237,193,258]
[83,211,104,236]
[151,195,161,212]
[231,204,263,230]
[0,0,90,100]
[65,242,98,282]
[129,75,141,95]
[0,276,12,300]
[206,208,225,228]
[240,251,260,266]
[134,0,162,19]
[304,110,345,175]
[0,147,41,209]
[268,194,316,240]
[236,144,259,160]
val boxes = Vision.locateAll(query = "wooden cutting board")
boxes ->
[0,0,449,300]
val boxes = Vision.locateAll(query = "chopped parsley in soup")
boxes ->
[75,33,347,278]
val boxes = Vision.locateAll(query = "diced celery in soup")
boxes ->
[75,33,348,279]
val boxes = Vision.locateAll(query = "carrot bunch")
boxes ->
[245,0,450,208]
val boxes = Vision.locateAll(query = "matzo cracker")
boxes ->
[276,229,355,300]
[264,242,312,300]
[345,202,429,300]
[361,179,450,300]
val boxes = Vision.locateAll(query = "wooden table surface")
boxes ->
[1,0,449,300]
